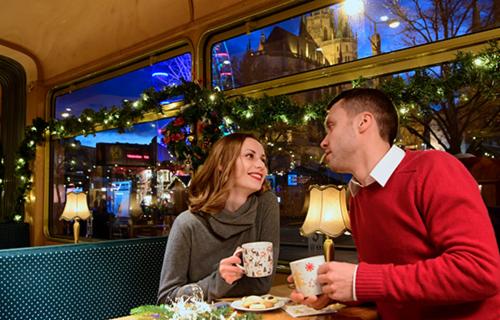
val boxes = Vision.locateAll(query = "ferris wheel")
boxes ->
[211,41,236,90]
[151,53,192,91]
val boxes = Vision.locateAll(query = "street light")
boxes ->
[364,14,400,55]
[342,0,364,16]
[342,0,400,55]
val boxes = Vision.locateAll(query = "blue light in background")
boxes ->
[74,118,173,148]
[55,53,192,119]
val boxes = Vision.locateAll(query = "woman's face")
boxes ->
[229,138,268,194]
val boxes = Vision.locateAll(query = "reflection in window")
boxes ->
[211,0,496,90]
[55,53,192,119]
[51,52,193,241]
[51,119,192,241]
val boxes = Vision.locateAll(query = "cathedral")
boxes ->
[235,7,358,87]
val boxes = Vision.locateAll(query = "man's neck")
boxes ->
[352,141,391,186]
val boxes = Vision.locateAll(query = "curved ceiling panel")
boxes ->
[0,0,290,82]
[0,0,191,80]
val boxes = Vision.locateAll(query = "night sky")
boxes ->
[56,0,490,147]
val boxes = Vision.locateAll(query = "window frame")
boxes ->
[199,1,499,256]
[45,43,193,242]
[203,0,498,98]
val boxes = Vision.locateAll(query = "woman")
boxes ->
[157,133,280,303]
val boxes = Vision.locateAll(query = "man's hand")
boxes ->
[317,262,357,302]
[219,254,244,285]
[287,275,331,309]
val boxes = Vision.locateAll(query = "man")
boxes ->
[290,88,500,319]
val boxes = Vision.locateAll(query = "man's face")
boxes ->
[320,101,358,173]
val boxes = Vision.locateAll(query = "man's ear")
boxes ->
[357,112,373,133]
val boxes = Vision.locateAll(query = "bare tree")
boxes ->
[375,0,499,155]
[380,43,499,155]
[384,0,496,45]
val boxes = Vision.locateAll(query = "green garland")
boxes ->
[130,304,260,320]
[7,44,499,222]
[10,80,326,222]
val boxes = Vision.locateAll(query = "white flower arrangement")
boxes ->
[130,297,260,320]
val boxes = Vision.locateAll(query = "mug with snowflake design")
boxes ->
[290,255,325,297]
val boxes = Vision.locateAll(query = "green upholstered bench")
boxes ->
[0,236,167,320]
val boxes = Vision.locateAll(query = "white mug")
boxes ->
[236,241,273,277]
[290,255,325,297]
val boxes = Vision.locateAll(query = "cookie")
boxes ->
[262,295,278,308]
[242,295,263,308]
[249,303,266,310]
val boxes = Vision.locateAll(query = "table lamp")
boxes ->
[300,185,350,262]
[60,191,91,243]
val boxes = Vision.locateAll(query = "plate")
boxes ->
[230,297,288,312]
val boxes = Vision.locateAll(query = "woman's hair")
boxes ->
[188,133,269,214]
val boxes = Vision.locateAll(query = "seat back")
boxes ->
[0,236,167,320]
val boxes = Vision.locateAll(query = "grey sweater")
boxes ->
[157,191,280,303]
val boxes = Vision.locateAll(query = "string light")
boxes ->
[473,57,484,67]
[9,64,498,223]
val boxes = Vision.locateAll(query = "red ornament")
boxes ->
[173,117,185,126]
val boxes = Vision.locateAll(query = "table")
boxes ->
[264,284,377,320]
[111,284,377,320]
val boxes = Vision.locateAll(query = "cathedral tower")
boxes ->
[304,7,357,65]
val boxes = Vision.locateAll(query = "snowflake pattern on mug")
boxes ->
[305,262,315,272]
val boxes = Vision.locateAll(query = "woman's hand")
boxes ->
[219,250,245,285]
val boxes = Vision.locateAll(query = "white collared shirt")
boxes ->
[349,145,406,301]
[349,145,406,197]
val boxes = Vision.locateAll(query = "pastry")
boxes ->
[249,303,266,310]
[262,294,278,308]
[241,295,263,308]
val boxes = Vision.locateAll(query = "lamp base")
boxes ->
[73,218,81,244]
[324,236,334,262]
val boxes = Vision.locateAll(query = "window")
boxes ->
[50,52,192,241]
[55,53,192,119]
[206,0,498,261]
[209,0,495,90]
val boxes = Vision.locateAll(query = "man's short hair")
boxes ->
[328,88,399,144]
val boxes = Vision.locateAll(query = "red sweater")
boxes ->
[351,150,500,319]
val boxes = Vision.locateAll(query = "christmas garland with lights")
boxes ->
[10,80,325,222]
[130,302,260,320]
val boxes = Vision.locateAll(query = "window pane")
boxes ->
[55,53,192,119]
[50,118,192,240]
[51,51,193,241]
[271,44,498,258]
[211,0,496,90]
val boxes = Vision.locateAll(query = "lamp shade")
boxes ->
[60,192,91,221]
[300,185,350,238]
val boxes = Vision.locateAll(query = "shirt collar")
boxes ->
[349,145,405,196]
